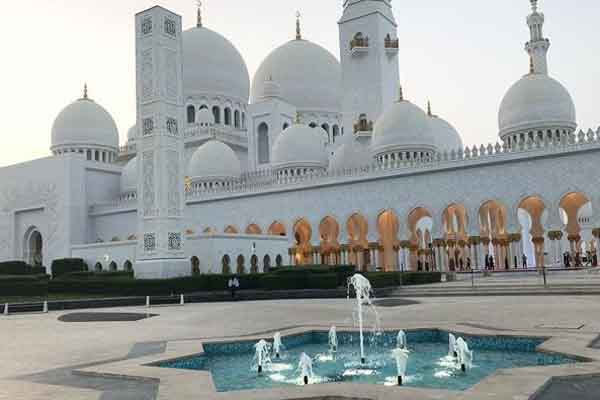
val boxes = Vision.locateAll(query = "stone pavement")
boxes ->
[1,293,600,399]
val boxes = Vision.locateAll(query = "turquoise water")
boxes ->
[159,330,578,392]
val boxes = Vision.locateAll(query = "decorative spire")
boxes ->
[529,55,535,74]
[82,83,89,100]
[295,11,302,40]
[196,0,202,27]
[398,84,404,102]
[295,112,301,124]
[530,0,538,12]
[427,100,432,116]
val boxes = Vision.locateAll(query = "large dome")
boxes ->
[428,114,463,152]
[329,142,372,171]
[499,73,576,138]
[251,39,341,111]
[51,97,119,150]
[188,140,241,180]
[120,157,137,194]
[372,99,436,156]
[183,27,250,102]
[272,123,329,168]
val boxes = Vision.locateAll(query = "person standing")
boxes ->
[522,254,527,269]
[233,276,240,298]
[228,277,234,298]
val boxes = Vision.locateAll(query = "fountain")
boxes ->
[397,330,407,350]
[347,273,379,364]
[456,337,473,372]
[3,303,7,316]
[328,326,338,353]
[449,333,457,358]
[43,301,48,313]
[391,348,410,386]
[298,352,313,385]
[273,332,283,359]
[254,339,271,374]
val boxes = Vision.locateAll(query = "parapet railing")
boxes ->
[92,127,600,212]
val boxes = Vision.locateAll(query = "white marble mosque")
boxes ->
[0,0,599,278]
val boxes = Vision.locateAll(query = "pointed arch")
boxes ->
[268,221,287,236]
[245,224,263,235]
[224,225,239,234]
[347,213,369,270]
[319,216,340,265]
[377,210,400,271]
[293,218,312,265]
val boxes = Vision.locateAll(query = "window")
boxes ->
[187,105,196,123]
[212,106,221,124]
[258,122,269,164]
[332,125,339,143]
[241,112,246,129]
[224,108,232,126]
[276,255,283,267]
[94,262,103,272]
[109,261,117,271]
[283,123,289,131]
[124,260,133,272]
[234,110,240,128]
[309,122,317,128]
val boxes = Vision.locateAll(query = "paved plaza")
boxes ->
[2,284,600,399]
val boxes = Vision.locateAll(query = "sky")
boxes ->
[0,0,598,167]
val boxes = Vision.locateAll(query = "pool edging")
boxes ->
[73,323,600,400]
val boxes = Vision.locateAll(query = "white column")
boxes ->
[134,7,187,279]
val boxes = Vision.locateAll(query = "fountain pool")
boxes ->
[158,329,579,392]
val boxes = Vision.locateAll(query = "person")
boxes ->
[228,277,235,298]
[522,254,527,269]
[233,276,240,297]
[575,252,581,268]
[459,258,464,271]
[466,257,471,270]
[489,256,495,270]
[485,254,490,270]
[504,257,509,270]
[417,259,423,271]
[514,255,518,269]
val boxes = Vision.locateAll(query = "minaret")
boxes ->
[134,6,188,278]
[525,0,550,74]
[338,0,400,137]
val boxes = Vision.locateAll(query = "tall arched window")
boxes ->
[224,108,232,126]
[275,255,283,267]
[241,112,246,129]
[212,106,221,124]
[109,261,117,271]
[187,105,196,124]
[234,110,240,128]
[258,122,270,164]
[332,125,340,143]
[236,255,245,274]
[95,262,103,272]
[124,260,133,272]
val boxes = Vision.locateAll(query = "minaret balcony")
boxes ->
[384,38,399,55]
[353,119,373,136]
[350,37,370,55]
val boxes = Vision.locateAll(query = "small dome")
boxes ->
[428,113,463,152]
[51,97,119,150]
[329,141,372,171]
[372,98,436,156]
[251,39,341,111]
[272,123,328,168]
[188,140,241,180]
[197,107,213,126]
[127,124,137,142]
[120,157,137,194]
[183,27,250,102]
[499,73,576,138]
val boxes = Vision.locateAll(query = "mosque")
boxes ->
[0,0,598,278]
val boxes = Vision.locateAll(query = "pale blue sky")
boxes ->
[0,0,598,167]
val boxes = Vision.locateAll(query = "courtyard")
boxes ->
[2,280,600,400]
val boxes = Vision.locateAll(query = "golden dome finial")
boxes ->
[296,11,302,40]
[427,100,432,116]
[398,84,404,102]
[83,83,88,100]
[529,55,535,74]
[295,112,301,124]
[196,0,203,27]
